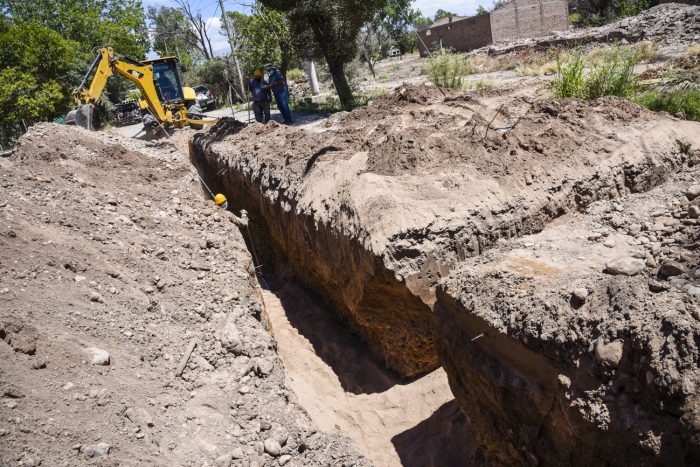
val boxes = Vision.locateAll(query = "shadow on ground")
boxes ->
[391,400,479,467]
[263,277,411,395]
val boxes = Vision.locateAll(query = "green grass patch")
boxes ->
[635,89,700,122]
[552,47,639,100]
[426,49,476,89]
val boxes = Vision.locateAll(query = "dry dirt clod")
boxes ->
[605,257,646,276]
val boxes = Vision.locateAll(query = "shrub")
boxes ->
[552,53,586,98]
[552,48,639,100]
[635,41,658,62]
[426,49,476,89]
[635,89,700,122]
[286,68,306,81]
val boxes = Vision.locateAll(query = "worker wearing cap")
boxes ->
[248,70,271,124]
[214,194,248,227]
[265,63,293,125]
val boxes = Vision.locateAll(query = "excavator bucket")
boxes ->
[66,104,94,130]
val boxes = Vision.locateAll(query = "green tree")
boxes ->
[0,20,81,124]
[227,5,296,74]
[0,0,148,58]
[260,0,389,110]
[433,8,458,20]
[147,5,198,70]
[476,5,488,15]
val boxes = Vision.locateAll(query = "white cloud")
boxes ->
[412,0,485,17]
[205,16,231,57]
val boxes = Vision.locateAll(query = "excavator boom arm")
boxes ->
[74,47,170,124]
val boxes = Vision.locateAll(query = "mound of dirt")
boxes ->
[0,124,368,466]
[193,83,700,380]
[435,165,700,465]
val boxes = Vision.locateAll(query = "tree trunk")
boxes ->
[326,57,354,110]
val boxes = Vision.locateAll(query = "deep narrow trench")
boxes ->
[259,277,472,466]
[188,136,477,466]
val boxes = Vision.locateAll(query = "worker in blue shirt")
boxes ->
[248,70,271,123]
[265,63,293,125]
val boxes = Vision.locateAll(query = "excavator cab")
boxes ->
[146,58,185,105]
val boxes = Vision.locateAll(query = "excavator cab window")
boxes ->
[152,61,184,104]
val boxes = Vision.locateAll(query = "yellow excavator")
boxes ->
[67,46,218,132]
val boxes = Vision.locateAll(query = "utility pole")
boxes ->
[218,0,247,113]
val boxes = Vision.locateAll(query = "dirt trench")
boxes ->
[189,86,700,465]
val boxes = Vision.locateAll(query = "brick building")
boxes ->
[490,0,570,43]
[417,14,493,56]
[417,0,569,56]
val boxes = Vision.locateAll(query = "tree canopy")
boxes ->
[434,8,458,21]
[260,0,389,110]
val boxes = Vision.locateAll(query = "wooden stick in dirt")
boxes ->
[175,338,197,377]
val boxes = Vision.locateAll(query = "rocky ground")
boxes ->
[481,3,700,55]
[0,124,368,467]
[436,165,700,465]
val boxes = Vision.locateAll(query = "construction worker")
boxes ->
[214,194,248,227]
[265,63,293,125]
[249,70,271,124]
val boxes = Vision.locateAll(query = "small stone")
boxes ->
[594,339,624,367]
[686,184,700,200]
[605,257,645,276]
[86,347,110,366]
[279,455,292,466]
[214,453,232,467]
[603,239,616,248]
[689,205,700,219]
[89,291,102,303]
[557,374,571,389]
[572,288,588,302]
[62,382,75,390]
[260,420,272,431]
[256,358,274,377]
[658,259,686,278]
[645,253,657,268]
[238,386,250,395]
[264,438,282,457]
[651,242,662,255]
[231,447,245,459]
[686,286,700,296]
[84,442,110,459]
[218,321,241,352]
[74,275,86,283]
[0,428,9,436]
[628,223,642,235]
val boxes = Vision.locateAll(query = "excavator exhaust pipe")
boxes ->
[66,104,94,130]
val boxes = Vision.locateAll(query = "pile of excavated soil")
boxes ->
[0,124,368,466]
[481,3,700,54]
[193,83,700,379]
[436,164,700,465]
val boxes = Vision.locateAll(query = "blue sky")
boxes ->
[142,0,489,57]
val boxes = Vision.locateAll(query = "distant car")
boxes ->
[388,47,401,57]
[193,85,216,110]
[115,99,142,126]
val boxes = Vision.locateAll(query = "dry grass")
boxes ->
[689,44,700,57]
[635,41,658,62]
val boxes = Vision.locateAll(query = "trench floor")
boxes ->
[260,279,472,467]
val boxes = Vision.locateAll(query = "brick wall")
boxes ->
[490,0,569,43]
[417,14,493,56]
